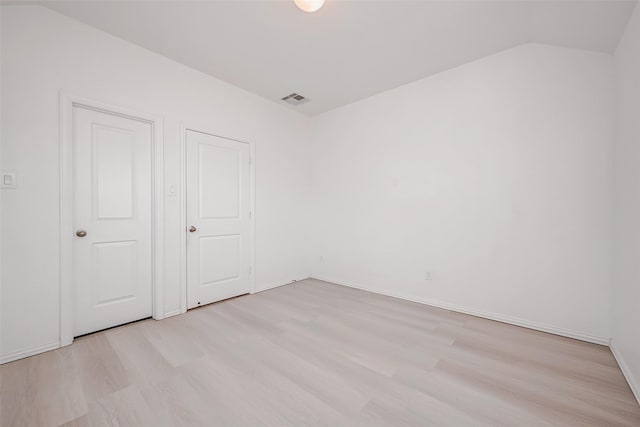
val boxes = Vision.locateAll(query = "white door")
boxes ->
[186,130,251,308]
[73,106,153,336]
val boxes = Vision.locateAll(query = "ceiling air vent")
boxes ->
[281,93,309,106]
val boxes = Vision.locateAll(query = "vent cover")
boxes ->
[281,93,310,106]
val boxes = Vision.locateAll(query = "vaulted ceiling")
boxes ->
[42,0,637,115]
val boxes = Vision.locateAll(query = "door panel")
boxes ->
[94,125,135,219]
[93,240,137,305]
[199,144,240,219]
[199,234,241,285]
[186,130,251,308]
[73,106,153,336]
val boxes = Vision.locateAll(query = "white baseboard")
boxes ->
[1,341,60,364]
[610,339,640,405]
[311,276,610,346]
[162,309,183,318]
[253,276,312,294]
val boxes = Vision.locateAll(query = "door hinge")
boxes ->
[249,211,252,219]
[248,155,252,165]
[249,266,252,275]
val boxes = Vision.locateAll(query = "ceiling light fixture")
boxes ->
[294,0,325,13]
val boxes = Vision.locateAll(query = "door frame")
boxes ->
[59,93,165,347]
[179,123,256,314]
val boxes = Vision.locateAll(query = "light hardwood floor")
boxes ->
[2,279,639,426]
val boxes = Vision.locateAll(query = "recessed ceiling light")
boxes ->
[294,0,326,13]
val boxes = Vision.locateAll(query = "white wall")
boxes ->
[310,43,614,343]
[0,5,311,361]
[0,5,624,364]
[612,1,640,403]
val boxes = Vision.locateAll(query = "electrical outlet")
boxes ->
[1,171,16,189]
[320,255,324,262]
[424,271,432,281]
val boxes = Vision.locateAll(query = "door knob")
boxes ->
[188,226,197,233]
[76,229,87,237]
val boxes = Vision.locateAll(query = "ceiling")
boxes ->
[40,0,636,116]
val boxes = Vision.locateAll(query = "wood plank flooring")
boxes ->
[2,279,639,426]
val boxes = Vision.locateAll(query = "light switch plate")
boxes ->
[1,171,17,189]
